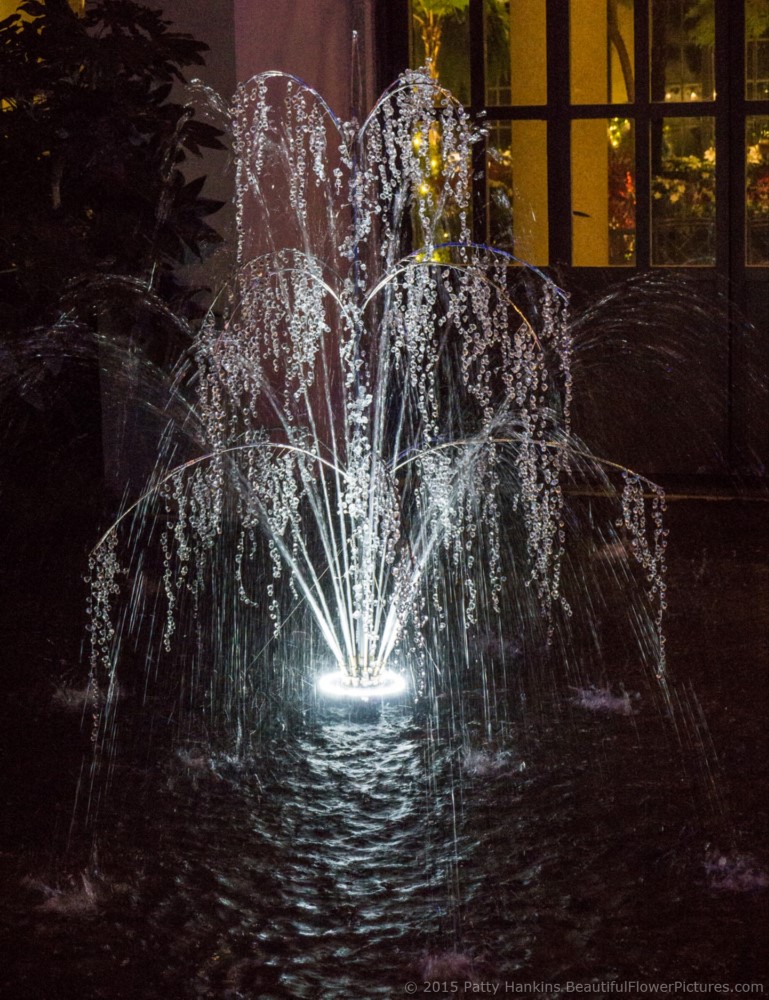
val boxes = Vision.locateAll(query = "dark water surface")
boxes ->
[1,496,767,999]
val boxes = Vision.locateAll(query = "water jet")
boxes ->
[22,65,758,996]
[85,67,671,755]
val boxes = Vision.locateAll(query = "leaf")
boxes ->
[179,174,206,200]
[183,119,226,152]
[19,0,46,16]
[195,197,226,218]
[0,13,22,31]
[0,0,225,332]
[413,0,468,17]
[149,83,173,104]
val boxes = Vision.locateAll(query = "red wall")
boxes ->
[234,0,355,119]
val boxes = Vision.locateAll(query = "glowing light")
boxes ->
[317,669,408,700]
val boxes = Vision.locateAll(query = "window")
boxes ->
[403,0,769,273]
[383,0,769,475]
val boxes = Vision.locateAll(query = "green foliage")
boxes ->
[0,0,226,331]
[410,0,509,105]
[746,0,769,39]
[687,0,769,46]
[412,0,468,15]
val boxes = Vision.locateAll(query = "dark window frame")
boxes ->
[384,0,769,274]
[380,0,769,476]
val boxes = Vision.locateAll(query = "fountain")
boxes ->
[86,67,669,754]
[3,66,767,999]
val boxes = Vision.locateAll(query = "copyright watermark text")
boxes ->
[404,982,766,996]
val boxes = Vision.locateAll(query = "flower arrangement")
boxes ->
[608,118,636,264]
[652,150,716,219]
[746,140,769,217]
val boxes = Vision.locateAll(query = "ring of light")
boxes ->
[317,669,408,700]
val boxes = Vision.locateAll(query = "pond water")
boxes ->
[0,496,767,999]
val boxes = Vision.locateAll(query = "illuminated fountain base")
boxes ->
[316,669,409,701]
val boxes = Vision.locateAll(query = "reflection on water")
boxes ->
[3,696,768,998]
[0,500,768,998]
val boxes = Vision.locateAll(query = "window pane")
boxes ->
[747,117,769,265]
[571,0,635,104]
[487,120,548,265]
[650,0,715,102]
[651,116,715,265]
[409,0,471,105]
[485,0,510,104]
[487,0,547,106]
[747,0,769,100]
[572,119,636,266]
